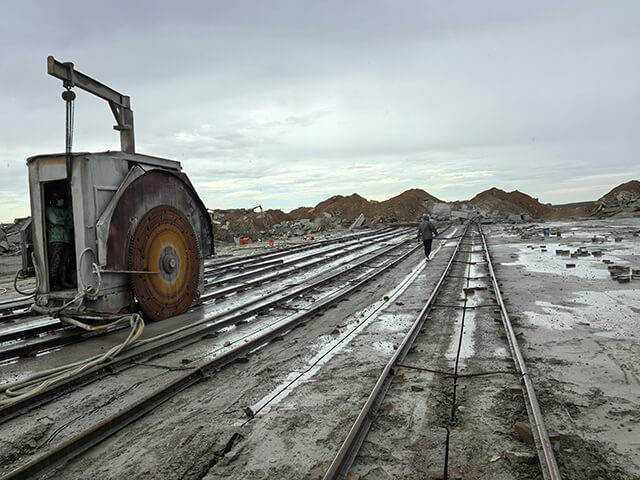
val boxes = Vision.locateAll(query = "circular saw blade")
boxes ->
[130,205,200,320]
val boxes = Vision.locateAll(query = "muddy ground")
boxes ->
[0,218,639,479]
[487,218,640,479]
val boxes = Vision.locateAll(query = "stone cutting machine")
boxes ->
[23,57,214,322]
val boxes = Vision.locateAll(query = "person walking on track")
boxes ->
[417,215,438,261]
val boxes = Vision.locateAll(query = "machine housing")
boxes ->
[27,151,213,319]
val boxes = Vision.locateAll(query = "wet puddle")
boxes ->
[445,309,476,370]
[501,242,613,279]
[524,290,640,338]
[241,231,462,417]
[444,250,483,370]
[245,254,433,416]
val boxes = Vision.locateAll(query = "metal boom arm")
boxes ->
[47,56,135,152]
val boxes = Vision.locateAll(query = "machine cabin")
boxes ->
[27,151,213,321]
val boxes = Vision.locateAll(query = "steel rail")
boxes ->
[322,224,468,480]
[0,229,371,315]
[0,298,34,312]
[204,257,286,278]
[0,233,431,480]
[204,228,409,284]
[0,233,428,424]
[200,228,413,301]
[0,228,396,322]
[0,326,100,361]
[0,229,414,359]
[479,226,561,480]
[0,228,402,334]
[0,317,58,343]
[0,310,37,324]
[204,227,394,272]
[0,300,35,322]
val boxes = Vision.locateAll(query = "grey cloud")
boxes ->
[1,1,639,219]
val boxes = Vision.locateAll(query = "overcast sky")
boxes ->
[1,1,638,222]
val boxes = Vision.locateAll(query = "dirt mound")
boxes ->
[214,209,290,242]
[594,180,640,216]
[599,180,640,202]
[212,180,639,241]
[469,188,554,218]
[376,188,441,221]
[309,193,376,222]
[212,188,443,242]
[299,189,443,223]
[287,206,314,220]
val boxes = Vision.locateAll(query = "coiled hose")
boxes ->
[12,252,41,297]
[78,247,101,300]
[0,313,144,406]
[30,290,86,317]
[0,246,145,406]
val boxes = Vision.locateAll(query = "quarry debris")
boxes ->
[593,180,640,216]
[0,218,28,255]
[212,181,640,242]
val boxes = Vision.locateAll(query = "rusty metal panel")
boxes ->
[105,169,212,270]
[95,165,145,266]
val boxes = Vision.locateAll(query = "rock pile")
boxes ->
[286,189,443,224]
[212,209,345,244]
[212,189,444,243]
[0,218,28,255]
[463,187,553,223]
[593,180,640,217]
[210,188,565,242]
[211,180,638,242]
[374,188,442,221]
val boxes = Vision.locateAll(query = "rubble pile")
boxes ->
[213,207,346,243]
[0,218,27,255]
[308,193,376,221]
[4,181,637,250]
[212,189,445,242]
[374,188,442,222]
[466,188,554,222]
[593,180,640,217]
[210,188,560,242]
[213,209,291,243]
[211,180,639,242]
[288,189,443,225]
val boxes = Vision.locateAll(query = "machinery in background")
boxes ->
[21,57,214,323]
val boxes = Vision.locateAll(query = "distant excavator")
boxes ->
[19,56,214,324]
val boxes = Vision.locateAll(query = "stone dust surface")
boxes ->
[488,218,640,480]
[2,219,639,479]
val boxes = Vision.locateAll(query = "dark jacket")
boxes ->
[46,205,73,244]
[417,219,438,240]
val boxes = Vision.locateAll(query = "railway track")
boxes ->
[0,223,560,480]
[0,227,401,336]
[0,225,444,447]
[0,227,393,324]
[0,298,34,322]
[203,227,395,275]
[0,223,455,479]
[323,223,560,480]
[0,227,413,360]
